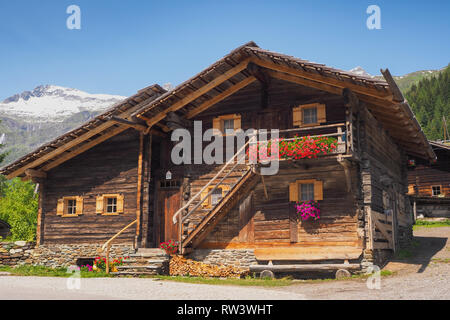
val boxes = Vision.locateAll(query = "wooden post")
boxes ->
[413,200,417,222]
[178,212,183,255]
[135,133,144,248]
[36,180,45,246]
[106,244,111,274]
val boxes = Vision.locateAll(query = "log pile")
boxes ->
[169,255,249,278]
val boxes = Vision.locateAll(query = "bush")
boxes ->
[0,178,38,241]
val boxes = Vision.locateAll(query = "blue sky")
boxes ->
[0,0,449,99]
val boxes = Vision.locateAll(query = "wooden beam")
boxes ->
[25,169,47,179]
[250,264,360,272]
[252,57,394,102]
[380,68,404,102]
[41,126,128,171]
[108,116,148,132]
[186,76,257,119]
[6,95,159,179]
[139,58,251,126]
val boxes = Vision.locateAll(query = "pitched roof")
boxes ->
[131,41,434,160]
[0,42,435,178]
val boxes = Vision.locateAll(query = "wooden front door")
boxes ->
[156,182,181,244]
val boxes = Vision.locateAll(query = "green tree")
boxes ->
[0,178,38,241]
[0,121,38,240]
[405,64,450,141]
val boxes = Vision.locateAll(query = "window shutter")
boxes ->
[213,118,221,132]
[96,196,104,214]
[221,185,231,196]
[201,189,210,208]
[289,182,298,202]
[293,106,302,127]
[117,194,124,213]
[233,115,241,130]
[314,180,323,200]
[76,197,83,215]
[57,199,64,216]
[317,104,326,124]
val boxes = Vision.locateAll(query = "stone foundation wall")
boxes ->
[32,244,135,268]
[1,242,135,268]
[0,241,35,266]
[188,249,257,268]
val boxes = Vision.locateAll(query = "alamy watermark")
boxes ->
[66,5,81,30]
[366,5,381,30]
[66,265,81,290]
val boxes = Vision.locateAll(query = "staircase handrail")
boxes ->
[172,133,257,224]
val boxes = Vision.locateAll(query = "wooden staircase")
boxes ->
[111,248,170,276]
[181,167,259,251]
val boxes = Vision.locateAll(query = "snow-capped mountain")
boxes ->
[0,85,127,165]
[349,66,374,78]
[0,85,126,122]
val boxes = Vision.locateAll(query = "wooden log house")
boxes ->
[0,42,436,273]
[407,141,450,219]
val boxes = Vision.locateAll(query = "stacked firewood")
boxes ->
[169,255,249,278]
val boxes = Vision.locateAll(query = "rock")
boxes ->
[14,241,27,247]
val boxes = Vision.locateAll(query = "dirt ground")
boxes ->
[274,226,450,299]
[0,227,448,300]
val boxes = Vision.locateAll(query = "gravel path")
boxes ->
[0,227,448,300]
[0,276,307,300]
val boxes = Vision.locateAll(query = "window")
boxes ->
[106,197,117,214]
[300,183,315,201]
[212,114,241,134]
[303,108,317,125]
[289,179,323,202]
[67,199,77,215]
[57,196,83,217]
[432,186,442,197]
[223,119,235,131]
[201,185,231,209]
[96,194,124,215]
[210,187,223,206]
[293,103,326,127]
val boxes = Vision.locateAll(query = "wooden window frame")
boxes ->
[96,194,124,216]
[201,185,231,209]
[212,114,242,135]
[293,103,326,127]
[289,179,323,202]
[431,185,442,197]
[57,196,83,217]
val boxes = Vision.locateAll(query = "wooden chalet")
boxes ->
[408,141,450,219]
[0,42,436,274]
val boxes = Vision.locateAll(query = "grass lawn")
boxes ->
[0,265,111,278]
[151,275,295,287]
[413,219,450,230]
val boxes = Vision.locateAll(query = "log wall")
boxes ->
[42,129,141,245]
